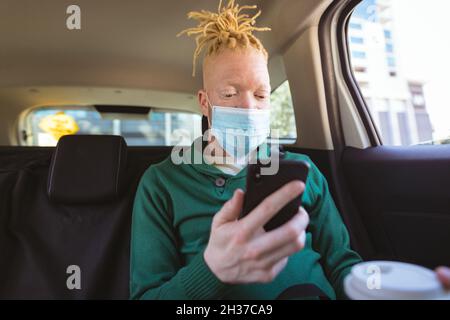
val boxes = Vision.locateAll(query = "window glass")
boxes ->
[270,80,297,144]
[23,106,202,146]
[23,81,299,147]
[348,0,450,145]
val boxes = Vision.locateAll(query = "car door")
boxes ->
[319,0,450,268]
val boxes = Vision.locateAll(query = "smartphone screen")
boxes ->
[240,159,310,232]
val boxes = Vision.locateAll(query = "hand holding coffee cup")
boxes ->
[436,266,450,290]
[344,261,450,300]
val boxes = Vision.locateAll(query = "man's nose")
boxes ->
[238,92,257,109]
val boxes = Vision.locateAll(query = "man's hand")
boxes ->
[204,180,309,284]
[436,267,450,290]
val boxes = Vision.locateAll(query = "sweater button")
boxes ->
[215,177,226,187]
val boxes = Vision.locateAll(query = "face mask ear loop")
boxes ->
[204,92,215,147]
[204,92,213,128]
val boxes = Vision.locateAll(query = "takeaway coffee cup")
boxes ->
[344,261,450,300]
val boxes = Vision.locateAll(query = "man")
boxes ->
[130,0,450,299]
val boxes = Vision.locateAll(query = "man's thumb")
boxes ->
[214,189,244,225]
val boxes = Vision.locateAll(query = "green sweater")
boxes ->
[130,140,362,300]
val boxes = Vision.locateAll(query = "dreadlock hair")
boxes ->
[177,0,271,77]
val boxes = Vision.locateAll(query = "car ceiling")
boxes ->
[0,0,329,93]
[0,0,331,145]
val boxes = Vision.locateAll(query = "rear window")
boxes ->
[21,82,297,147]
[21,106,202,146]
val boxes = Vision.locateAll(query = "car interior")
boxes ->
[0,0,449,299]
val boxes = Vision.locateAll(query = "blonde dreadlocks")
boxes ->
[177,0,271,77]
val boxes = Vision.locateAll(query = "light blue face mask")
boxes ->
[209,105,271,159]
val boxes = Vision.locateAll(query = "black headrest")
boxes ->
[47,135,127,204]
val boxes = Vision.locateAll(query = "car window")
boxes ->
[22,82,297,147]
[270,80,297,144]
[348,0,450,146]
[22,106,202,146]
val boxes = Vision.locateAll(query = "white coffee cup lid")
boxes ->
[344,261,450,300]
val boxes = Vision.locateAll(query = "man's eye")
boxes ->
[256,95,267,100]
[224,93,236,98]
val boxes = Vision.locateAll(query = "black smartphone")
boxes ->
[240,159,310,232]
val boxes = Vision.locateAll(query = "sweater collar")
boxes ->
[185,136,273,180]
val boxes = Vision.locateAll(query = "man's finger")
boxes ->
[240,180,305,234]
[436,267,450,289]
[248,257,289,284]
[254,230,306,270]
[245,209,309,259]
[267,257,289,281]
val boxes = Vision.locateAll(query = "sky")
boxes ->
[392,0,450,139]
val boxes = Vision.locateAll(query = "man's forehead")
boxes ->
[220,77,271,90]
[204,48,267,69]
[203,49,270,88]
[217,68,270,86]
[208,64,270,88]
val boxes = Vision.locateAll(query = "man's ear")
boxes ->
[197,89,209,117]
